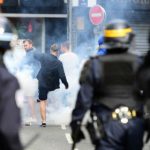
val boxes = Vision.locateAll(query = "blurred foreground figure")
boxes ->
[135,30,150,144]
[0,17,23,150]
[96,35,107,55]
[70,19,145,150]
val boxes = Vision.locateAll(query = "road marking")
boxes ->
[65,133,73,144]
[65,133,79,150]
[61,124,66,130]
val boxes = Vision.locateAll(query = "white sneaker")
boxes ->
[30,118,37,123]
[24,117,37,126]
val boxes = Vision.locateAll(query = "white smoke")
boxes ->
[4,41,38,98]
[46,79,80,125]
[3,42,39,123]
[2,22,91,126]
[3,42,83,125]
[44,41,96,125]
[3,45,25,74]
[45,51,81,125]
[16,69,38,97]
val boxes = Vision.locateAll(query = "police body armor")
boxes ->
[92,53,139,109]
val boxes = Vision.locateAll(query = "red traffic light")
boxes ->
[28,21,32,33]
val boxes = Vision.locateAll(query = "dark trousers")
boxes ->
[95,114,144,150]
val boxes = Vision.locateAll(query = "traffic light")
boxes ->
[28,21,32,33]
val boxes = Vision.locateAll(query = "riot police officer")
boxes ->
[0,17,23,150]
[70,19,145,150]
[96,35,107,55]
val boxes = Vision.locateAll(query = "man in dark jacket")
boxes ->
[70,19,145,150]
[37,44,69,127]
[0,17,23,150]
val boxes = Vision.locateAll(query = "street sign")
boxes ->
[89,5,106,25]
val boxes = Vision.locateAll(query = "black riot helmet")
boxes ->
[103,19,135,53]
[0,17,18,54]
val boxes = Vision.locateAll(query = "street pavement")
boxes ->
[20,125,150,150]
[20,125,93,150]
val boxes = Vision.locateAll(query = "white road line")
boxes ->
[61,124,66,130]
[65,133,73,144]
[65,133,79,150]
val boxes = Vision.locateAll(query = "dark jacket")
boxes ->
[135,50,150,101]
[37,53,68,90]
[71,53,143,123]
[0,63,23,150]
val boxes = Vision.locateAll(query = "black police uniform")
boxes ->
[135,49,150,142]
[70,52,145,150]
[0,61,23,150]
[135,50,150,99]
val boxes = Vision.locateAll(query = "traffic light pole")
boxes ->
[41,18,46,53]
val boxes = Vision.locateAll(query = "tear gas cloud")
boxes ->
[3,39,81,126]
[48,0,149,125]
[3,43,39,99]
[1,1,115,125]
[3,42,41,123]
